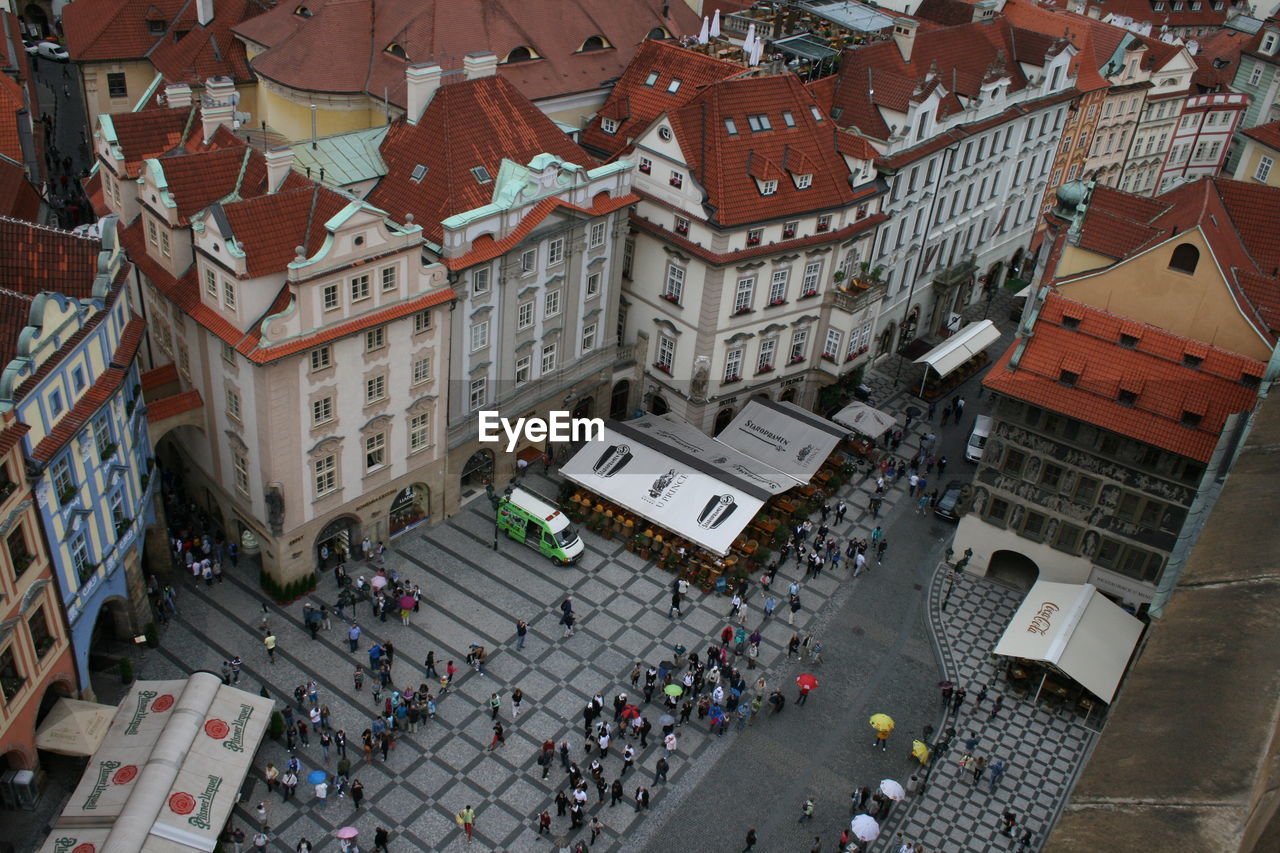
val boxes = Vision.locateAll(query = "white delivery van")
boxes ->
[965,415,993,462]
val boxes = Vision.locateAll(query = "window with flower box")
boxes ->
[800,262,821,297]
[757,339,776,373]
[822,328,842,361]
[1,645,25,701]
[28,606,55,660]
[783,221,798,239]
[723,348,743,383]
[639,157,652,174]
[675,216,690,235]
[655,335,675,373]
[663,264,685,304]
[747,229,763,246]
[733,277,754,314]
[788,329,809,364]
[669,171,683,188]
[816,214,832,232]
[7,527,32,578]
[767,269,788,305]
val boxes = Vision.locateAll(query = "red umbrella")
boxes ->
[399,595,415,611]
[796,673,819,690]
[621,704,641,720]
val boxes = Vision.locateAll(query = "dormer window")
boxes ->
[1119,333,1139,349]
[1182,353,1203,369]
[504,45,538,63]
[1061,316,1080,329]
[1180,411,1202,428]
[666,79,681,93]
[385,42,408,60]
[782,111,795,127]
[579,35,611,52]
[1118,389,1138,406]
[1171,1,1182,10]
[294,4,313,17]
[1190,1,1201,9]
[794,173,812,189]
[148,20,165,35]
[471,166,492,184]
[1153,1,1164,9]
[411,164,427,183]
[644,70,659,87]
[1059,369,1079,387]
[669,171,683,188]
[760,179,778,196]
[601,117,619,135]
[1264,33,1279,55]
[747,114,772,132]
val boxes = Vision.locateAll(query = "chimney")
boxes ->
[264,147,294,193]
[463,51,499,81]
[201,76,237,142]
[197,0,214,26]
[973,0,996,21]
[405,63,442,126]
[165,82,193,109]
[892,19,919,64]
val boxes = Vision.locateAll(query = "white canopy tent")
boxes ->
[34,697,114,756]
[627,413,800,493]
[716,399,846,485]
[560,419,768,556]
[912,320,1002,394]
[831,401,896,439]
[993,581,1144,704]
[44,673,273,853]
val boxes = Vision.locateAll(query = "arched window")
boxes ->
[647,27,670,40]
[294,5,313,17]
[1169,243,1199,274]
[384,42,407,60]
[579,35,610,52]
[504,45,537,63]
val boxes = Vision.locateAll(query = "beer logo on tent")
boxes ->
[796,444,815,464]
[73,844,96,853]
[205,719,230,739]
[647,470,676,499]
[151,694,175,712]
[168,792,196,815]
[111,765,138,785]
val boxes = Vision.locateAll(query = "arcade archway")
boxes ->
[610,380,631,420]
[315,514,359,568]
[987,549,1040,591]
[713,407,734,435]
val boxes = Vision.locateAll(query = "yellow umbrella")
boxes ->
[911,739,930,764]
[869,713,894,733]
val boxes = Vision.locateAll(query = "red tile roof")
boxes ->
[154,143,272,224]
[445,192,638,270]
[1064,177,1280,341]
[31,315,146,463]
[0,158,42,222]
[830,17,1067,140]
[1000,0,1125,92]
[145,387,203,421]
[104,106,201,178]
[1241,120,1280,153]
[984,292,1264,464]
[1080,0,1239,29]
[0,73,26,163]
[139,362,179,390]
[215,182,351,277]
[234,0,699,108]
[0,421,30,456]
[0,217,100,300]
[146,0,260,84]
[62,0,187,62]
[664,74,866,227]
[579,40,746,158]
[1191,27,1251,90]
[367,74,592,244]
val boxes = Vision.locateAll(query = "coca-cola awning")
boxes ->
[561,418,767,556]
[44,673,273,853]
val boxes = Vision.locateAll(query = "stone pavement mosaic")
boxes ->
[868,567,1098,852]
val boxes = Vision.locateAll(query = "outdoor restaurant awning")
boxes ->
[560,419,768,556]
[622,413,801,493]
[913,319,1001,379]
[34,697,114,757]
[716,399,846,485]
[44,673,273,853]
[994,582,1144,704]
[831,401,896,439]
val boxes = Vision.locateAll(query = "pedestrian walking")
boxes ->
[350,778,364,808]
[988,758,1006,792]
[743,828,758,851]
[653,756,669,784]
[797,797,815,823]
[489,692,502,720]
[263,632,277,664]
[971,755,988,785]
[372,826,390,853]
[487,721,505,750]
[1001,809,1018,837]
[515,619,528,649]
[952,687,967,714]
[537,810,552,835]
[988,695,1004,720]
[456,805,476,843]
[347,623,360,652]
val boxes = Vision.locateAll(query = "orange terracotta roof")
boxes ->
[1081,0,1237,29]
[83,170,108,218]
[0,74,26,164]
[140,362,179,390]
[0,217,100,301]
[0,159,42,222]
[105,107,199,178]
[146,0,259,85]
[145,388,203,421]
[1192,27,1251,90]
[234,0,699,108]
[214,182,350,277]
[666,74,865,227]
[1241,120,1280,153]
[984,292,1263,464]
[579,40,746,158]
[153,143,272,224]
[0,421,30,456]
[367,75,592,244]
[444,192,638,270]
[31,315,146,463]
[62,0,187,61]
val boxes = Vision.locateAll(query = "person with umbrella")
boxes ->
[850,813,880,845]
[796,674,818,706]
[398,594,414,625]
[910,740,930,767]
[455,804,476,843]
[870,714,894,750]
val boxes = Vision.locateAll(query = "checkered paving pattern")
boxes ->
[869,569,1098,851]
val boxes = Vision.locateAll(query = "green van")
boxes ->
[496,488,584,564]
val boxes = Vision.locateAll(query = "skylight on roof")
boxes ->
[782,111,795,127]
[471,166,492,184]
[810,106,824,122]
[747,114,771,132]
[411,165,427,183]
[724,118,738,135]
[666,79,681,93]
[644,70,659,87]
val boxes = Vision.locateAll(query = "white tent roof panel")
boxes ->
[913,319,1001,378]
[831,401,896,439]
[632,414,799,493]
[716,399,845,485]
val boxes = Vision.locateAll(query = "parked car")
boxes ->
[933,480,967,522]
[23,39,39,55]
[35,42,69,62]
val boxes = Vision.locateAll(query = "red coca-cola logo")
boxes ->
[204,719,230,739]
[151,694,175,712]
[168,792,195,815]
[112,765,138,785]
[73,844,95,853]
